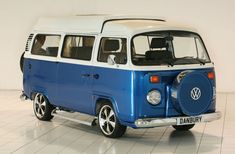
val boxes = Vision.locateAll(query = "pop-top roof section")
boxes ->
[33,15,167,34]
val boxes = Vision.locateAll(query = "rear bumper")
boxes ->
[135,111,222,128]
[20,91,28,101]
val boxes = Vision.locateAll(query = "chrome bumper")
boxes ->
[135,111,222,128]
[20,92,28,101]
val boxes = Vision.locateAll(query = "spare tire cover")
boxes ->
[171,70,213,116]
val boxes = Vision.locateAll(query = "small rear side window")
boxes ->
[31,34,61,57]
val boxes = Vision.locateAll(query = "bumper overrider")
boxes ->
[20,92,28,101]
[135,111,222,128]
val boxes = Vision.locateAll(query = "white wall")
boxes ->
[0,0,234,92]
[0,0,96,90]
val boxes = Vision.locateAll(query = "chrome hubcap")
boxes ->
[99,105,116,135]
[33,93,46,118]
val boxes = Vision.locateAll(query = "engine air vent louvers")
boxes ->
[25,34,34,52]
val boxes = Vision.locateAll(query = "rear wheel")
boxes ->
[172,124,195,131]
[98,103,126,138]
[20,52,25,73]
[33,93,54,121]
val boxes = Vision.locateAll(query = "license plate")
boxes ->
[176,116,202,125]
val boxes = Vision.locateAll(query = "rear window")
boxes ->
[31,34,61,57]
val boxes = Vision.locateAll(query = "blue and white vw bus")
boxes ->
[20,15,221,138]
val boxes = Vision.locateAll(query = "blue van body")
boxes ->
[21,16,221,135]
[23,58,216,128]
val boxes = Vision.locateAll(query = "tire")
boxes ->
[20,52,25,73]
[172,124,195,131]
[33,93,54,121]
[98,103,127,138]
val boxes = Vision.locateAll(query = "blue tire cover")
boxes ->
[171,71,213,116]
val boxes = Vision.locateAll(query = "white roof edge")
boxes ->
[129,27,198,36]
[33,16,104,34]
[33,15,166,33]
[75,14,166,21]
[32,15,198,35]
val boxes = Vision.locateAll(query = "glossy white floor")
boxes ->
[0,90,234,154]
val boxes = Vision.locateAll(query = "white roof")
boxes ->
[33,15,198,36]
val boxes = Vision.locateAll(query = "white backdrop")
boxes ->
[0,0,234,92]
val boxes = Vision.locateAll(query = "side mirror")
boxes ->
[107,55,116,65]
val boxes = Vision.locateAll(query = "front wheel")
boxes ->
[172,124,195,131]
[98,103,126,138]
[33,93,54,121]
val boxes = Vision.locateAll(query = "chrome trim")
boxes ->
[98,105,116,135]
[51,109,97,126]
[135,111,222,128]
[34,93,46,118]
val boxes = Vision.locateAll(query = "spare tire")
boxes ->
[171,70,213,116]
[20,52,25,73]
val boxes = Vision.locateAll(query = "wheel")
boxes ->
[172,124,195,131]
[98,103,126,138]
[33,93,54,121]
[20,52,25,73]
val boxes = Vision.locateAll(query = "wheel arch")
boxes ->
[30,88,50,103]
[94,96,120,118]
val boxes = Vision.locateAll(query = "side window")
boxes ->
[61,35,95,61]
[31,34,60,57]
[98,37,127,64]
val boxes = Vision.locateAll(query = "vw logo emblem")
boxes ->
[191,87,201,100]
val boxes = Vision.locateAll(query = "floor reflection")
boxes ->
[169,130,196,144]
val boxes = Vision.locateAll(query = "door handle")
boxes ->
[93,74,99,79]
[81,74,90,77]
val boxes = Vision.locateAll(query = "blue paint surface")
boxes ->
[23,58,216,128]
